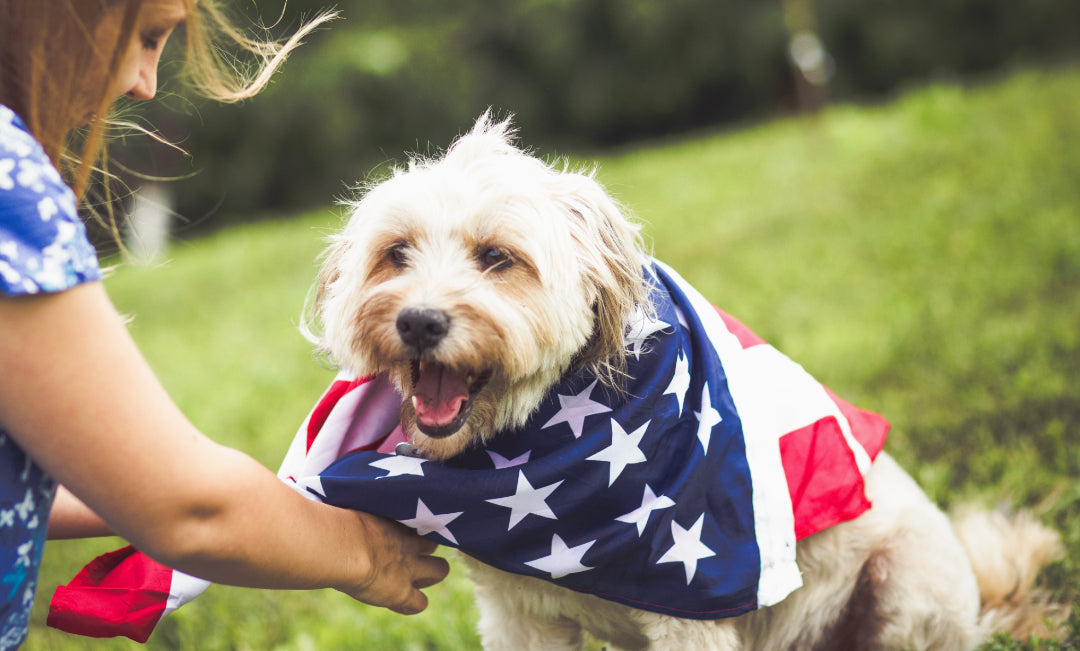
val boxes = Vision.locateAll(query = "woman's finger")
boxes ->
[413,555,450,590]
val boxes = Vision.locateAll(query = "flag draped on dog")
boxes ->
[48,260,887,640]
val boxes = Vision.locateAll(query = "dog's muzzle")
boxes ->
[395,307,493,439]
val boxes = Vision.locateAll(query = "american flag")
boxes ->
[48,260,887,639]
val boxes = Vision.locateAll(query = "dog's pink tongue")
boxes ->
[413,363,469,427]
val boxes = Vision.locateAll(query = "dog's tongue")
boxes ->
[413,362,469,427]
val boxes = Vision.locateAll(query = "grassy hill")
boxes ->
[27,66,1080,649]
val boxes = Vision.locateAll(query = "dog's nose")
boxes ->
[396,308,451,350]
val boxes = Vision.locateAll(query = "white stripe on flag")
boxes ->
[163,570,210,619]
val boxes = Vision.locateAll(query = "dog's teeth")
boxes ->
[411,395,420,411]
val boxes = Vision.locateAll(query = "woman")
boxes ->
[0,1,449,647]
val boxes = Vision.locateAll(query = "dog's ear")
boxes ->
[558,172,651,388]
[300,234,351,351]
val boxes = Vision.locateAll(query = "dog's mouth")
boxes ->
[408,360,492,439]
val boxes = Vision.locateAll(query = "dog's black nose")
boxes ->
[396,308,450,350]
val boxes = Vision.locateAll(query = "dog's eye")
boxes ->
[478,246,512,271]
[386,243,409,267]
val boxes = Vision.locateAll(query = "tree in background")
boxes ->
[108,0,1080,240]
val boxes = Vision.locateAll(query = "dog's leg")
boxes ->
[734,453,983,650]
[822,517,982,650]
[806,454,983,650]
[465,559,587,651]
[856,455,982,650]
[632,611,741,651]
[474,600,585,651]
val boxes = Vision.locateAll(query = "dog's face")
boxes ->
[307,115,648,460]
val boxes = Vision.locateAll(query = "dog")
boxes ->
[303,113,1064,650]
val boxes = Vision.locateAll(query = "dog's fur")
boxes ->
[305,114,1065,650]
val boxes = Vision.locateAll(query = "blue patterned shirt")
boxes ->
[0,104,102,650]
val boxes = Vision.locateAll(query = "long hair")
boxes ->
[0,0,334,229]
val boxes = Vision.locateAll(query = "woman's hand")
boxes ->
[343,512,450,614]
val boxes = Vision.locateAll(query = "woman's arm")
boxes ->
[0,282,448,613]
[48,485,112,539]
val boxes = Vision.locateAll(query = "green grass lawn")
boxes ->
[26,66,1080,649]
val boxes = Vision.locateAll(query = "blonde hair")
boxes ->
[0,0,334,232]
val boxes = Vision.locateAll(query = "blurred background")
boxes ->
[106,0,1080,246]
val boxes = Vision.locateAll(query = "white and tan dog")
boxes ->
[305,114,1063,650]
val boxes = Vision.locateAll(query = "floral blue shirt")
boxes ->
[0,104,102,650]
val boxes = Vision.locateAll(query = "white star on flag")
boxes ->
[587,420,649,486]
[658,514,716,585]
[663,349,692,415]
[486,470,563,530]
[624,306,671,359]
[694,382,723,454]
[398,499,463,545]
[487,449,531,469]
[370,454,427,478]
[524,534,596,579]
[541,378,612,438]
[616,484,676,536]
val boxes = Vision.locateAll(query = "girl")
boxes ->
[0,1,449,647]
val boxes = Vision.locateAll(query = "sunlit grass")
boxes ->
[27,66,1080,649]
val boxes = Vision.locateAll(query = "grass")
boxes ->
[26,65,1080,649]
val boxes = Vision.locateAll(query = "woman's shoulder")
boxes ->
[0,105,102,296]
[0,106,40,159]
[0,105,79,225]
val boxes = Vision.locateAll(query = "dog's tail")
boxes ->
[952,507,1068,641]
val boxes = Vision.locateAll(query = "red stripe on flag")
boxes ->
[307,375,372,452]
[824,387,889,462]
[779,417,871,541]
[712,307,766,349]
[47,546,172,643]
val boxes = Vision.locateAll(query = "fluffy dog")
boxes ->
[305,114,1064,650]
